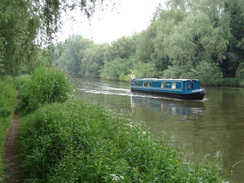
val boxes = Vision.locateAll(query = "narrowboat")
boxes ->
[130,78,206,100]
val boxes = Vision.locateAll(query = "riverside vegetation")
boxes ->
[10,67,227,182]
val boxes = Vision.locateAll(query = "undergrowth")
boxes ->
[17,67,70,115]
[0,76,16,177]
[19,100,226,182]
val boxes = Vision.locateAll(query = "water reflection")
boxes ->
[130,95,205,121]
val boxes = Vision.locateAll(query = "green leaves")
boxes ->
[17,67,70,114]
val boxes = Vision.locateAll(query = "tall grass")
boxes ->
[0,76,16,176]
[19,100,226,182]
[17,67,70,115]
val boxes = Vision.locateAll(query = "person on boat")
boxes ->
[131,72,135,79]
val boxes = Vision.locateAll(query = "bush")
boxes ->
[0,77,16,175]
[19,100,226,182]
[101,58,132,81]
[236,62,244,80]
[14,74,31,90]
[17,67,70,115]
[221,78,240,87]
[134,62,158,78]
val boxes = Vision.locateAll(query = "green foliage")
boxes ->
[236,62,244,80]
[224,0,244,77]
[109,37,137,60]
[220,78,240,87]
[54,35,93,77]
[162,62,223,84]
[17,67,70,114]
[163,65,190,79]
[19,100,226,182]
[101,58,132,81]
[196,62,223,84]
[0,0,40,75]
[14,74,31,90]
[133,62,158,78]
[80,44,109,78]
[0,77,16,175]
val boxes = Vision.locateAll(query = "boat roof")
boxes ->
[131,78,199,82]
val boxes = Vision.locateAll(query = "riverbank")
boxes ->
[202,78,244,87]
[18,99,226,182]
[1,68,229,182]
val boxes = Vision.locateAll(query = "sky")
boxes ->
[57,0,165,43]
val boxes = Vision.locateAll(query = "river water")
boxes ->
[74,78,244,183]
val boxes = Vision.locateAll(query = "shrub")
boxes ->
[134,62,158,78]
[17,67,70,114]
[236,62,244,80]
[101,58,132,80]
[19,100,226,182]
[14,74,31,90]
[221,78,240,87]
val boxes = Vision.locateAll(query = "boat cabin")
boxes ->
[132,79,201,91]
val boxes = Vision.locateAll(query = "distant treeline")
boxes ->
[1,0,243,86]
[53,0,244,86]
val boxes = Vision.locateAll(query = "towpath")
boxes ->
[3,97,20,182]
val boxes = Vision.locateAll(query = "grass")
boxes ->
[18,100,226,182]
[0,76,16,177]
[17,67,70,115]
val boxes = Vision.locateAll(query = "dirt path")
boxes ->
[3,112,20,183]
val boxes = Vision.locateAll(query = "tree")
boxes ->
[222,0,244,77]
[0,0,39,75]
[55,35,93,77]
[106,36,137,61]
[101,58,132,81]
[81,44,109,78]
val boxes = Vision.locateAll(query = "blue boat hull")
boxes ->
[131,88,206,100]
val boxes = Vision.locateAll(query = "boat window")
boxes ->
[148,82,152,87]
[188,82,191,90]
[161,82,165,88]
[172,82,176,89]
[143,82,147,87]
[176,83,182,89]
[191,83,194,90]
[135,81,139,86]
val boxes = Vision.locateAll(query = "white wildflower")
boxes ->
[110,174,124,182]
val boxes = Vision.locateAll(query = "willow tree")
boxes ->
[160,0,243,80]
[0,0,113,75]
[55,35,93,77]
[223,0,244,77]
[81,43,109,78]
